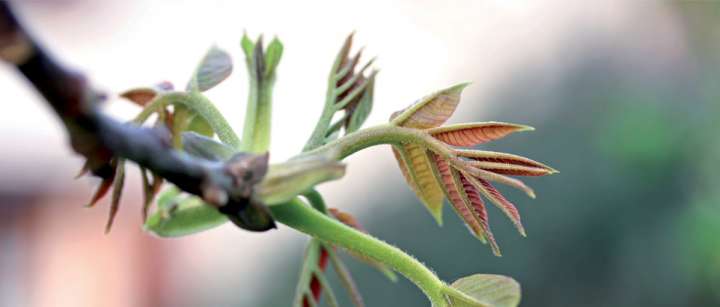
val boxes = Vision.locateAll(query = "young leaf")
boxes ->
[240,34,282,153]
[455,149,557,173]
[182,131,235,161]
[467,176,525,237]
[345,73,375,134]
[428,122,533,147]
[390,83,469,129]
[257,155,346,205]
[458,173,500,254]
[186,46,233,92]
[264,37,284,78]
[445,274,521,307]
[392,145,445,225]
[430,152,499,255]
[467,161,554,177]
[303,33,377,151]
[144,195,228,237]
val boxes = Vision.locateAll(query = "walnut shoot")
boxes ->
[0,5,558,305]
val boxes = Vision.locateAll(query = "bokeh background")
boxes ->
[1,0,719,306]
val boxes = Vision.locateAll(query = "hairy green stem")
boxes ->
[271,198,449,306]
[134,91,241,148]
[304,124,453,161]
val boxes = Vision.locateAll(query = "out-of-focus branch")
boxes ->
[0,2,273,228]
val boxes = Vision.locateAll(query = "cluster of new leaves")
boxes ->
[389,85,557,256]
[295,35,390,307]
[304,33,376,151]
[65,26,550,306]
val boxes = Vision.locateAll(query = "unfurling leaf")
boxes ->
[264,37,284,78]
[344,72,375,134]
[390,83,469,129]
[467,176,525,237]
[258,155,346,205]
[428,122,532,147]
[331,33,377,130]
[430,152,499,255]
[186,46,233,92]
[182,132,235,161]
[445,274,521,307]
[304,33,378,151]
[392,145,445,225]
[240,34,283,153]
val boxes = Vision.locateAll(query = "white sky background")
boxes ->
[0,1,687,306]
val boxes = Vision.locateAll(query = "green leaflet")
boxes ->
[186,45,233,92]
[144,194,228,237]
[444,274,521,307]
[257,156,346,205]
[182,132,235,161]
[145,154,346,237]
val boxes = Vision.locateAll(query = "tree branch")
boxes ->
[0,2,274,230]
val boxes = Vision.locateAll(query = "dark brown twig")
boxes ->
[0,2,274,230]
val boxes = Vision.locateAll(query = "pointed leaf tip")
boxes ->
[429,122,534,147]
[390,83,468,129]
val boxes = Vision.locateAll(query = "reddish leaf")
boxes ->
[390,83,469,129]
[459,172,500,255]
[469,161,554,177]
[462,164,536,199]
[468,176,525,237]
[430,152,493,247]
[456,149,557,173]
[428,122,532,147]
